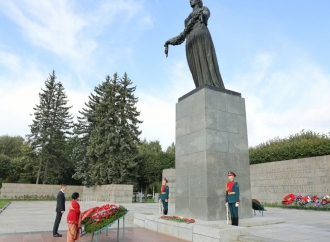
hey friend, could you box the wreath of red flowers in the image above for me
[160,215,195,223]
[311,195,318,202]
[81,204,120,225]
[282,193,295,205]
[299,196,311,205]
[321,195,330,205]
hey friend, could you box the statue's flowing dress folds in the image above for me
[185,7,224,88]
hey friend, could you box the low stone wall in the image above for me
[163,168,175,203]
[250,155,330,203]
[83,184,133,203]
[162,155,330,205]
[0,183,133,203]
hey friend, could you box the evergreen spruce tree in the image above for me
[27,71,73,184]
[73,73,142,185]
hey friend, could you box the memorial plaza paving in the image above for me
[0,201,330,241]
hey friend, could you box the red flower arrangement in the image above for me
[282,193,295,205]
[82,204,120,225]
[321,195,330,205]
[160,215,195,223]
[81,204,127,234]
[299,196,311,205]
[311,195,318,202]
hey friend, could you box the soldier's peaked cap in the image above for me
[163,177,168,182]
[228,171,236,177]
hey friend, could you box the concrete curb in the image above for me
[134,213,263,242]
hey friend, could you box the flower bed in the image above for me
[160,215,195,223]
[281,194,330,207]
[82,204,128,233]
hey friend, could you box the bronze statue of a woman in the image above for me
[164,0,225,89]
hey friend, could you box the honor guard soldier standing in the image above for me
[160,178,169,215]
[225,171,240,226]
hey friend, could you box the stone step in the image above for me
[238,235,283,242]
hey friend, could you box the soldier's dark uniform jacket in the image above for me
[225,181,240,203]
[160,183,169,215]
[226,171,240,226]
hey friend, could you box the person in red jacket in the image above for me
[67,192,81,242]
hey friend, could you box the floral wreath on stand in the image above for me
[282,193,295,205]
[295,195,303,202]
[313,198,321,207]
[311,195,318,202]
[299,196,311,205]
[252,198,266,211]
[321,195,330,205]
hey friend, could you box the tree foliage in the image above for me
[249,130,330,164]
[26,71,74,184]
[136,140,175,193]
[73,73,142,186]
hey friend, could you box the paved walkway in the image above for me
[1,201,330,241]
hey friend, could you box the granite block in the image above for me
[205,108,217,130]
[206,129,228,152]
[189,173,207,197]
[226,94,240,114]
[190,108,206,133]
[176,116,190,137]
[205,88,227,112]
[176,175,190,197]
[189,129,206,153]
[226,112,238,134]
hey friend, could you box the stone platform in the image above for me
[134,213,284,242]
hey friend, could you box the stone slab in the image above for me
[175,86,252,221]
[133,213,282,242]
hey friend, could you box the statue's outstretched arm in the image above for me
[164,33,186,57]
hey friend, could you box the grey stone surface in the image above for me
[175,86,252,221]
[5,201,330,241]
[250,155,330,203]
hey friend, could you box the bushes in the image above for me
[249,130,330,164]
[0,178,2,195]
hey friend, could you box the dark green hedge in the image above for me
[249,130,330,164]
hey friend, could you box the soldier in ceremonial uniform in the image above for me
[160,177,169,215]
[225,171,240,226]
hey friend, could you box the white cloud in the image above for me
[0,50,21,71]
[136,60,194,149]
[232,53,330,146]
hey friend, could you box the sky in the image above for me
[0,0,329,150]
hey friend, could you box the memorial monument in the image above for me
[165,0,252,221]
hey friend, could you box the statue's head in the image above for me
[190,0,203,8]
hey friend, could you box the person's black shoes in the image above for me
[53,233,62,237]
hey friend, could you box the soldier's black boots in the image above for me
[163,210,168,215]
[231,217,234,225]
[232,217,239,226]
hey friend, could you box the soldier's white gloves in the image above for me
[225,203,228,207]
[235,203,239,207]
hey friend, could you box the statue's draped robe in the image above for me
[185,7,224,88]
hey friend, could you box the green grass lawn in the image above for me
[0,199,10,209]
[264,202,330,211]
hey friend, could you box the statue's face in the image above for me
[190,0,200,7]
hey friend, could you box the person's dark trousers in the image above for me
[228,203,238,226]
[53,212,62,235]
[161,199,168,215]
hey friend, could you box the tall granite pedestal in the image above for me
[175,84,252,221]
